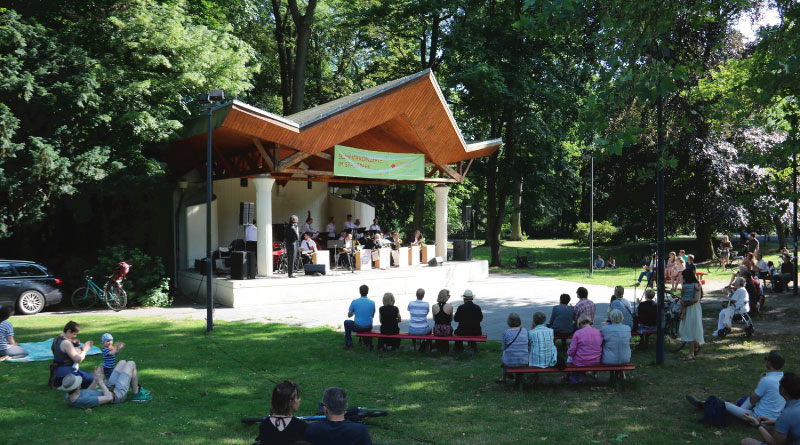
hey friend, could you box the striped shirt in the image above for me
[0,321,13,351]
[574,298,596,325]
[528,325,557,368]
[407,300,430,331]
[102,347,116,369]
[502,328,529,367]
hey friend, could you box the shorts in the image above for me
[108,370,132,403]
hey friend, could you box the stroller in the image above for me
[717,299,754,339]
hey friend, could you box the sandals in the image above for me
[683,355,695,362]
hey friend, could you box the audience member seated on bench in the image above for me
[377,293,401,351]
[601,309,631,366]
[687,351,786,427]
[529,312,557,368]
[431,289,453,353]
[344,285,375,351]
[608,286,634,330]
[304,387,372,445]
[779,254,795,291]
[453,290,483,354]
[573,287,596,328]
[566,315,602,384]
[498,313,528,384]
[407,288,431,352]
[635,289,658,332]
[740,372,800,445]
[257,380,307,445]
[548,294,575,337]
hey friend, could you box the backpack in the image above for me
[700,395,727,428]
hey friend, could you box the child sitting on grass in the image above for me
[101,333,125,380]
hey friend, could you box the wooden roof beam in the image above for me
[251,138,274,172]
[213,146,237,176]
[434,162,462,182]
[462,159,475,178]
[277,150,313,171]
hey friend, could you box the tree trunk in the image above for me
[270,0,292,114]
[413,183,425,232]
[510,177,523,240]
[287,0,318,114]
[774,213,787,252]
[694,220,714,262]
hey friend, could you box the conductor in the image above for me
[285,215,300,278]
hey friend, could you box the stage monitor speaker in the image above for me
[195,259,216,275]
[463,205,472,224]
[231,251,256,280]
[452,239,472,261]
[428,256,444,267]
[239,202,255,226]
[304,264,326,275]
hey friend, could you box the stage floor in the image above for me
[178,260,489,307]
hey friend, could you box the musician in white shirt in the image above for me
[325,217,337,237]
[300,232,317,264]
[368,219,381,232]
[244,220,257,242]
[343,214,356,230]
[300,217,318,238]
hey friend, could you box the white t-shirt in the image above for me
[731,287,750,313]
[325,222,336,236]
[753,371,787,419]
[756,259,769,273]
[244,224,257,242]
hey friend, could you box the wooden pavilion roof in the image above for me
[165,69,502,185]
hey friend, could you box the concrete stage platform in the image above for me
[178,260,489,307]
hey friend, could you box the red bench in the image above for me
[355,331,487,352]
[501,363,636,389]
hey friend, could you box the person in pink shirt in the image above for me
[566,314,603,384]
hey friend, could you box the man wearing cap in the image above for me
[59,361,151,408]
[686,351,786,423]
[453,290,483,355]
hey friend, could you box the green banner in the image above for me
[334,145,425,180]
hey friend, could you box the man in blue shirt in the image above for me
[344,285,375,350]
[304,387,372,445]
[741,372,800,445]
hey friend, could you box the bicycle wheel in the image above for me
[105,285,128,311]
[71,286,97,310]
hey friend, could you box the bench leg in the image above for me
[514,373,524,391]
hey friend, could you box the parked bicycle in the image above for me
[71,270,128,311]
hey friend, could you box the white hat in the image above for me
[58,374,83,392]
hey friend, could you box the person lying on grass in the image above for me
[740,372,800,445]
[59,361,151,408]
[686,351,786,425]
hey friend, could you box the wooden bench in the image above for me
[355,331,487,352]
[502,363,636,389]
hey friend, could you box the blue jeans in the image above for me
[344,320,372,347]
[638,270,653,285]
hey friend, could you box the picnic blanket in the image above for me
[3,340,102,363]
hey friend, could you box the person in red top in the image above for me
[573,287,595,328]
[112,262,130,291]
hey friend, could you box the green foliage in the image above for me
[91,244,171,307]
[573,221,620,246]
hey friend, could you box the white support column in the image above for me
[253,175,276,277]
[434,184,450,260]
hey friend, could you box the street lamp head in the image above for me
[196,90,225,105]
[197,93,211,104]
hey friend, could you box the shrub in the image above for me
[573,221,620,246]
[91,245,172,307]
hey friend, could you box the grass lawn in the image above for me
[1,311,796,444]
[471,238,787,290]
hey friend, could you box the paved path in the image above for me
[43,274,622,341]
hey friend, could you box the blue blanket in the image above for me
[4,339,102,363]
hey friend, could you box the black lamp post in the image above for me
[197,89,225,332]
[652,43,670,365]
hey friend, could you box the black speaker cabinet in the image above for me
[239,202,255,226]
[452,239,472,261]
[231,251,257,280]
[463,205,472,224]
[428,257,444,267]
[303,264,326,275]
